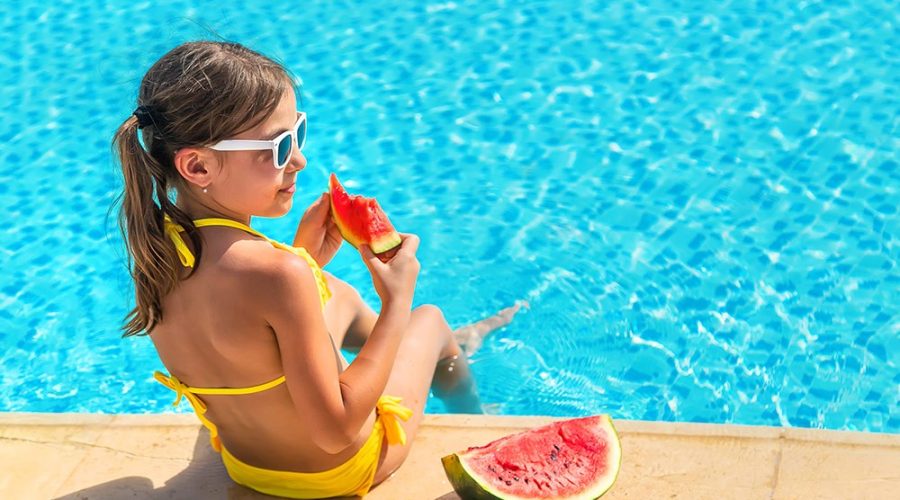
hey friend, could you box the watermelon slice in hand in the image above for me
[441,415,621,499]
[329,173,402,262]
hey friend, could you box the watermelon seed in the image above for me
[550,449,558,461]
[513,475,519,482]
[505,480,512,486]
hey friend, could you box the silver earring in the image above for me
[202,187,208,193]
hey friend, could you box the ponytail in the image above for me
[113,114,201,337]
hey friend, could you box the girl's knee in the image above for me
[410,304,457,352]
[414,305,464,360]
[413,304,447,325]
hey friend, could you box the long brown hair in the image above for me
[113,41,294,337]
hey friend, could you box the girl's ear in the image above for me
[173,147,216,189]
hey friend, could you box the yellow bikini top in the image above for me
[153,215,339,451]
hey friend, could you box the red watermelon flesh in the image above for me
[329,173,401,261]
[441,415,621,499]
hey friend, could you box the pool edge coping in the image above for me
[2,411,897,446]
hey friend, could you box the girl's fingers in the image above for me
[319,192,329,206]
[359,244,383,268]
[307,193,331,222]
[397,233,420,255]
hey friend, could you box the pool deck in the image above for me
[1,412,898,499]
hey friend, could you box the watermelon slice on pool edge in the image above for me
[441,415,621,499]
[329,173,402,262]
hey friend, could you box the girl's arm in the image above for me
[257,251,409,453]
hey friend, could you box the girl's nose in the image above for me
[287,149,306,172]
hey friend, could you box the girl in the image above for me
[114,41,521,498]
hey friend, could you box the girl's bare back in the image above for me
[149,229,375,472]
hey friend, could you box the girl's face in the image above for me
[208,88,306,218]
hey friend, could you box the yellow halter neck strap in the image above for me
[162,215,332,307]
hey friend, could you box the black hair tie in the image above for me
[133,105,165,130]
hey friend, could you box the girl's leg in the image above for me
[452,301,528,356]
[421,310,482,414]
[322,273,480,411]
[322,274,530,483]
[329,269,528,358]
[371,304,477,486]
[321,272,378,352]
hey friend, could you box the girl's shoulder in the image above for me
[215,236,321,298]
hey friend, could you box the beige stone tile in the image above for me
[783,426,900,446]
[0,416,111,500]
[773,438,900,500]
[52,424,231,498]
[0,423,108,446]
[107,413,200,427]
[608,433,779,500]
[0,439,93,499]
[617,419,784,439]
[0,412,114,427]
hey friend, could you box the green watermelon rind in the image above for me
[441,415,622,500]
[441,453,504,500]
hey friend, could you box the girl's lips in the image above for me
[279,183,296,194]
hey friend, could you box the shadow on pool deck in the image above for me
[52,429,235,499]
[55,433,221,500]
[1,412,898,499]
[46,424,266,500]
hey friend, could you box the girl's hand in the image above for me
[359,233,420,307]
[293,193,343,267]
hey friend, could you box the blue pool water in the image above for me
[0,1,897,433]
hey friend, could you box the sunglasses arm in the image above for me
[208,140,274,151]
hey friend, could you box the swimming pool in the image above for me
[1,0,896,433]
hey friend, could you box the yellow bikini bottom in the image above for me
[220,395,413,499]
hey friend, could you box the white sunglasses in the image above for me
[208,112,306,169]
